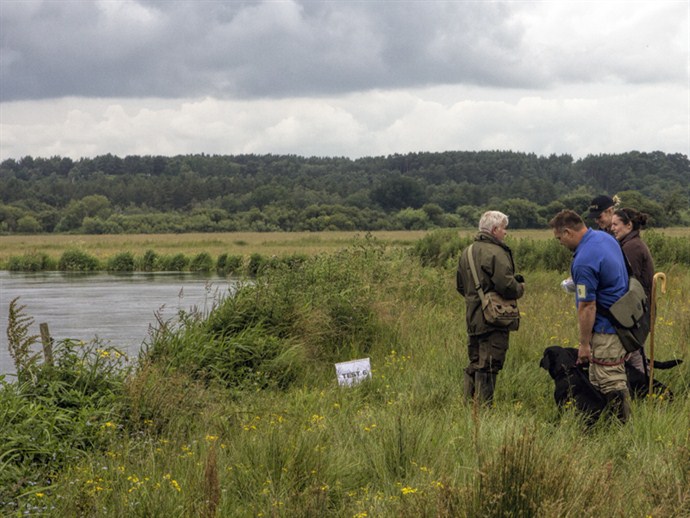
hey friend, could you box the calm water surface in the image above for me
[0,271,237,376]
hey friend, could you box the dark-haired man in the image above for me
[549,209,631,423]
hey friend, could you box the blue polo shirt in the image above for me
[571,228,628,334]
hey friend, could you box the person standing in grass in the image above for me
[456,210,525,406]
[560,195,619,292]
[587,194,619,234]
[549,209,632,423]
[611,207,655,379]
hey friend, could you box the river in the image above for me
[0,271,237,377]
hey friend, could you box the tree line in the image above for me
[1,150,688,233]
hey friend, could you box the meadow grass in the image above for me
[0,231,432,265]
[0,228,685,260]
[2,237,689,517]
[3,228,689,271]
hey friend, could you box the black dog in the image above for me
[540,346,606,425]
[540,346,682,425]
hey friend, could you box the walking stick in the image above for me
[648,272,666,396]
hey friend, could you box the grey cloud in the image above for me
[1,0,538,101]
[1,1,685,103]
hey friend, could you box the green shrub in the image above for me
[16,215,42,233]
[58,248,100,271]
[6,252,54,271]
[142,244,385,394]
[146,322,302,391]
[158,253,189,272]
[226,254,245,275]
[207,249,382,361]
[217,253,244,275]
[247,253,268,277]
[412,233,579,272]
[190,252,213,272]
[1,304,129,508]
[107,251,135,272]
[645,230,690,267]
[216,253,228,272]
[412,229,469,267]
[511,238,571,271]
[138,249,158,272]
[280,253,309,270]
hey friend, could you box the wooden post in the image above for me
[39,323,53,367]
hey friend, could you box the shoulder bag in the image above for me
[466,244,520,330]
[597,276,649,353]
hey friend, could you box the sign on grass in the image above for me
[335,358,371,387]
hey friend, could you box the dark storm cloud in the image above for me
[1,0,538,102]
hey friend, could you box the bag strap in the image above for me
[596,301,618,325]
[466,244,488,306]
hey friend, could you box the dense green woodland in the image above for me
[1,150,688,233]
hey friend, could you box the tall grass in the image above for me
[1,303,130,512]
[2,236,689,516]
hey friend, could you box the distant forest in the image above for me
[1,150,688,233]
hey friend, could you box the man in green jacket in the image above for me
[456,211,525,405]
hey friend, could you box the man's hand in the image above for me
[577,342,591,365]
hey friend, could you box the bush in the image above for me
[216,253,244,275]
[145,323,302,391]
[511,238,571,271]
[6,252,54,271]
[158,253,189,272]
[190,252,213,272]
[16,215,42,233]
[216,253,228,272]
[139,249,158,272]
[1,300,129,508]
[247,253,268,277]
[411,233,577,272]
[204,248,383,362]
[280,253,309,270]
[107,251,135,272]
[412,230,469,267]
[58,248,100,271]
[644,230,690,267]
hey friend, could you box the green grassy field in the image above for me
[2,227,689,265]
[0,230,429,264]
[2,233,689,516]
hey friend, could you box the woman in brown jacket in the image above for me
[610,207,654,377]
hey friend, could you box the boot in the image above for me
[464,371,475,402]
[474,371,497,406]
[605,390,631,424]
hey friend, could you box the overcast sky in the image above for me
[1,0,688,161]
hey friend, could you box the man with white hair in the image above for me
[456,211,525,405]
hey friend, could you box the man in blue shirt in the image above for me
[549,209,631,423]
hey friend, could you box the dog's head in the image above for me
[540,346,579,379]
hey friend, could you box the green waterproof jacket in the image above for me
[456,231,525,336]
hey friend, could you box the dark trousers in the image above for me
[464,329,509,404]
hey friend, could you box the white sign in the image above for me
[335,358,371,387]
